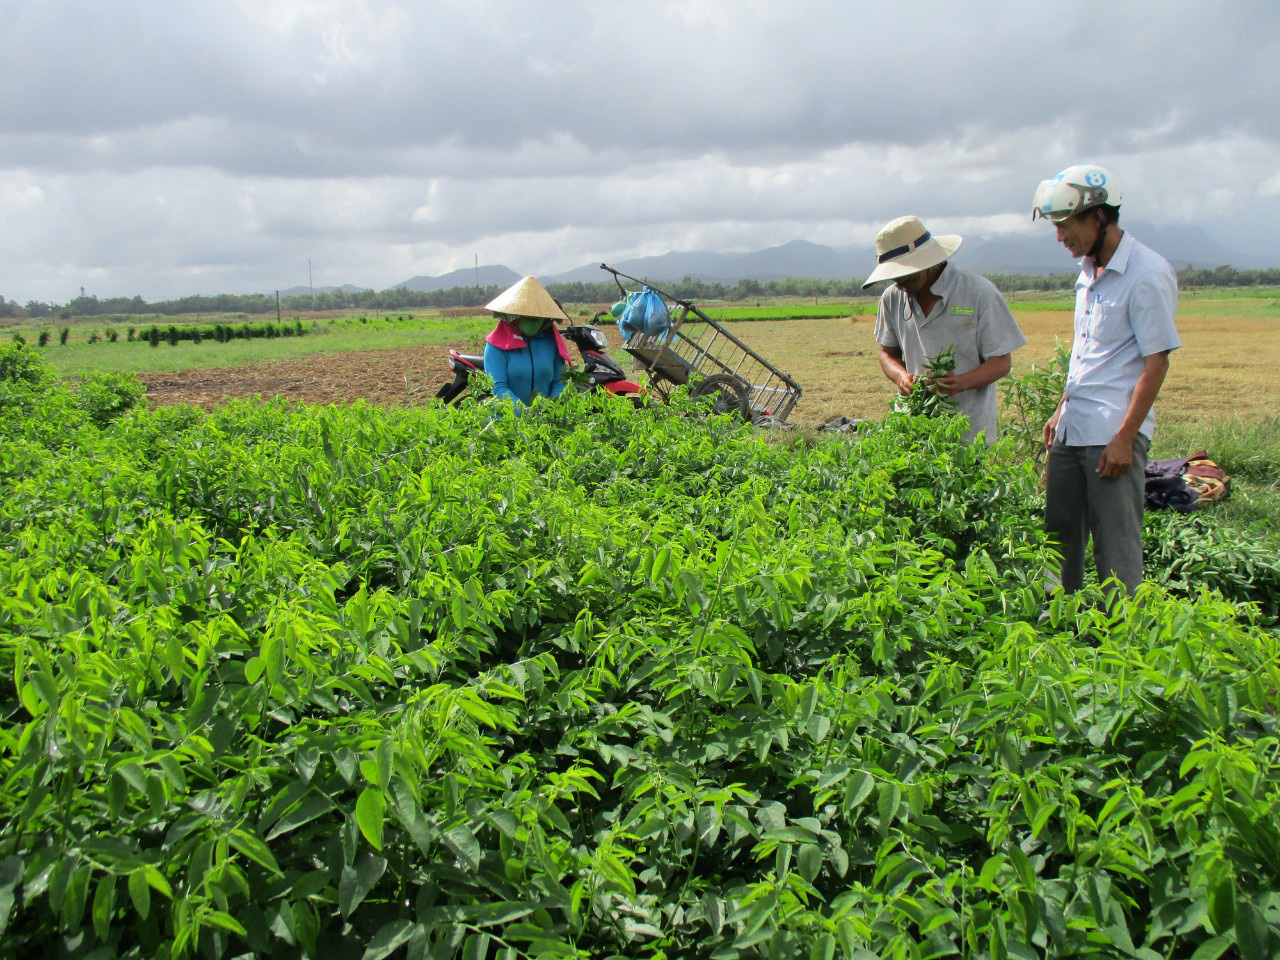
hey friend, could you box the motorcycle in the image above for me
[434,318,644,405]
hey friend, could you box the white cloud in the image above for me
[1258,174,1280,198]
[0,179,44,209]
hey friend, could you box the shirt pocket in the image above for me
[1086,297,1125,346]
[947,307,978,344]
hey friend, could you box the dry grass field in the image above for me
[720,297,1280,538]
[717,296,1280,429]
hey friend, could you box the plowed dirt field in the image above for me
[141,343,473,410]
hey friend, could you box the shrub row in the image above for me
[12,321,311,349]
[0,350,1277,958]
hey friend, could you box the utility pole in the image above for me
[474,254,479,288]
[308,259,314,302]
[276,290,281,324]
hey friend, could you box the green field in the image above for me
[702,303,876,321]
[11,290,1278,392]
[3,345,1279,956]
[9,314,495,378]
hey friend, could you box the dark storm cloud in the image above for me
[5,1,1277,171]
[1,0,1278,300]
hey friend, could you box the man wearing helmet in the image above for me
[1032,164,1181,596]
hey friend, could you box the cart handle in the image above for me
[600,263,740,334]
[599,263,802,395]
[599,263,693,310]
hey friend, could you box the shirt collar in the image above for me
[929,260,958,299]
[901,264,952,325]
[898,262,956,322]
[909,262,955,324]
[1107,231,1134,274]
[1083,230,1133,280]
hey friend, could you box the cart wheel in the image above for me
[690,374,752,422]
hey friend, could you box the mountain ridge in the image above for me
[295,222,1265,294]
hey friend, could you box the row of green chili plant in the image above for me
[1,343,1278,958]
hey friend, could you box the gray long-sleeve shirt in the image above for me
[874,263,1028,443]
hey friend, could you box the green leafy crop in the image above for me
[897,344,959,419]
[0,376,1277,959]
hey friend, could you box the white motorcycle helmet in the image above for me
[1031,164,1123,222]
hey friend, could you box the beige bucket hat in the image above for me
[485,276,569,321]
[862,216,963,288]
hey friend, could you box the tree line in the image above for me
[3,265,1278,319]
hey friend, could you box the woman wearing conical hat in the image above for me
[482,276,574,413]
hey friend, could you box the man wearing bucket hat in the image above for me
[865,215,1027,444]
[1031,164,1180,596]
[482,276,574,413]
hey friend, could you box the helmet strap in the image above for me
[1087,209,1109,264]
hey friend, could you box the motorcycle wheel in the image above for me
[690,374,752,422]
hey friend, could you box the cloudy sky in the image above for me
[3,0,1279,303]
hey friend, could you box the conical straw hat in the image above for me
[485,276,568,321]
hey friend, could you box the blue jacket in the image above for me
[484,331,566,411]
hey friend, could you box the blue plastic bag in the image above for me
[618,287,670,342]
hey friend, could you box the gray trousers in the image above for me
[1044,436,1149,595]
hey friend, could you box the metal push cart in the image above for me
[600,264,803,424]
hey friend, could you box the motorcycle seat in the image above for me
[449,351,486,369]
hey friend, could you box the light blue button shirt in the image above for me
[1058,234,1181,446]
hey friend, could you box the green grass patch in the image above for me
[1155,414,1280,544]
[1156,414,1280,486]
[25,315,494,377]
[703,303,875,321]
[1005,298,1075,311]
[1178,284,1280,300]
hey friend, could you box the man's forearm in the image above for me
[957,355,1011,391]
[878,347,911,392]
[1114,352,1170,441]
[929,354,1010,396]
[877,354,903,383]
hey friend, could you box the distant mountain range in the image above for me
[296,221,1263,295]
[542,241,859,285]
[391,265,523,292]
[277,283,370,297]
